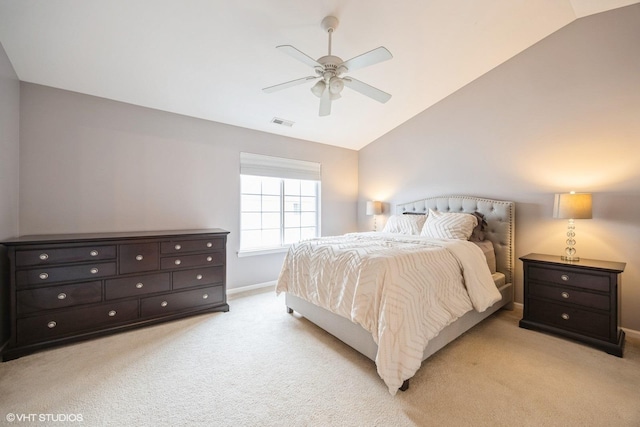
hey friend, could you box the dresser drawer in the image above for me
[17,281,102,314]
[161,238,224,254]
[16,262,116,287]
[528,282,610,311]
[160,253,223,270]
[15,245,116,267]
[140,285,224,318]
[105,272,171,300]
[172,266,224,290]
[527,299,610,340]
[528,265,610,292]
[119,243,159,274]
[16,300,139,345]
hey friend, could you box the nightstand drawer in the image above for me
[528,265,609,292]
[527,299,610,340]
[528,282,610,310]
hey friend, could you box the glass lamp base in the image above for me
[561,255,580,261]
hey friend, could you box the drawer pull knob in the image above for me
[90,250,99,257]
[561,274,569,281]
[561,313,570,320]
[561,292,570,299]
[39,272,49,280]
[39,253,49,260]
[207,242,213,248]
[206,256,213,262]
[196,274,203,280]
[47,321,57,329]
[57,293,67,300]
[175,244,181,250]
[175,259,181,265]
[90,268,99,274]
[203,293,209,299]
[161,301,168,307]
[108,310,116,317]
[135,255,144,261]
[136,282,144,289]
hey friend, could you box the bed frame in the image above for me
[285,195,515,391]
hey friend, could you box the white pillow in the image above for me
[382,214,426,235]
[420,209,478,240]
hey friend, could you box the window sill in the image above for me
[237,247,289,258]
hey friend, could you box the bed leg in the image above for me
[399,379,410,392]
[286,306,293,314]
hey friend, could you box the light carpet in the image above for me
[1,287,639,426]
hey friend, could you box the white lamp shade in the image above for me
[553,193,592,219]
[366,201,382,215]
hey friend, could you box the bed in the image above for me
[276,195,515,394]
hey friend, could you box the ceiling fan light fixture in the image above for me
[311,80,326,98]
[329,77,344,94]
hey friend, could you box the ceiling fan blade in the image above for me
[277,45,322,68]
[343,77,391,103]
[319,87,331,116]
[262,76,318,93]
[341,46,392,72]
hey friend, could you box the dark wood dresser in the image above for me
[519,253,626,356]
[0,229,229,360]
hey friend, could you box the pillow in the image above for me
[473,240,497,274]
[420,209,478,240]
[382,214,426,235]
[469,211,488,242]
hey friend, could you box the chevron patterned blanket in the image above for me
[276,232,501,394]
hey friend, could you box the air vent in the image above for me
[271,117,294,127]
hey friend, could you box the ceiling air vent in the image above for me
[271,117,294,127]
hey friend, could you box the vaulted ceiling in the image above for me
[0,0,637,150]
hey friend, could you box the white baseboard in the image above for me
[623,327,640,340]
[227,280,276,295]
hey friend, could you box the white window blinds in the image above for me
[240,152,321,181]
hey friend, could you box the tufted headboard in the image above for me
[396,196,515,285]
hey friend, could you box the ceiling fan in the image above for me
[263,16,393,117]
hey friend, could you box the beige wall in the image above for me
[0,41,19,240]
[18,83,358,290]
[358,5,640,331]
[0,41,19,346]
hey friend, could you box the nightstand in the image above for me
[519,253,626,357]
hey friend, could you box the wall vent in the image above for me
[271,117,294,127]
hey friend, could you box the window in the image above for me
[240,153,321,252]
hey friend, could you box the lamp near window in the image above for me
[553,192,592,261]
[366,201,383,231]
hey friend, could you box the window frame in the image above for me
[237,153,322,256]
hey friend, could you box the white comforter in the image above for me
[275,232,501,395]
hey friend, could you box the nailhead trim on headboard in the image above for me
[396,196,515,285]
